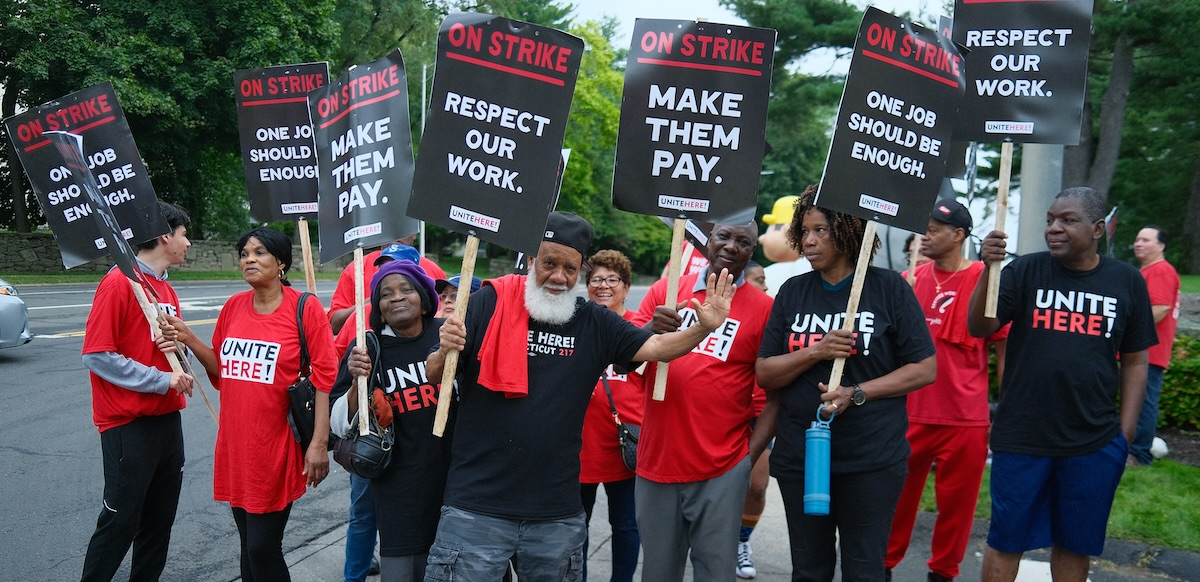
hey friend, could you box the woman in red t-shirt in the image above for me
[579,249,643,582]
[164,227,337,580]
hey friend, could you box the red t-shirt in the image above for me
[1142,260,1180,369]
[905,261,1008,426]
[328,251,446,318]
[579,310,645,484]
[83,268,187,432]
[211,287,338,513]
[632,272,773,482]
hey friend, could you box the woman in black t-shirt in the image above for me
[756,186,936,582]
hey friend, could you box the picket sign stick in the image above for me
[298,218,318,294]
[354,247,369,435]
[905,235,919,286]
[128,277,219,425]
[827,220,878,394]
[984,141,1014,318]
[433,235,479,436]
[652,218,688,401]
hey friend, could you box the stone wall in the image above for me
[0,231,351,274]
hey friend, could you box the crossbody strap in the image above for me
[296,292,314,379]
[600,375,623,426]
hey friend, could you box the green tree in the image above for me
[469,0,575,29]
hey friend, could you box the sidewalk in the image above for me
[277,477,1198,581]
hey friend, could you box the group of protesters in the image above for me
[79,182,1180,582]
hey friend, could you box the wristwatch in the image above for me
[850,384,866,406]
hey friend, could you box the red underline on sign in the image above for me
[318,90,402,129]
[862,50,960,89]
[636,57,763,77]
[241,96,309,106]
[445,51,566,86]
[22,115,117,152]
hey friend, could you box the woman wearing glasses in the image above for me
[578,250,643,581]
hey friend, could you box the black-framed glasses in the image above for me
[588,276,623,287]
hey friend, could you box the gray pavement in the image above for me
[273,476,1198,582]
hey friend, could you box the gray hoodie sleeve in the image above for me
[82,351,171,395]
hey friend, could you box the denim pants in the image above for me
[425,505,586,582]
[1130,365,1165,465]
[345,474,378,582]
[581,478,640,582]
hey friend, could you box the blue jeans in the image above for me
[1130,365,1165,465]
[581,479,640,582]
[345,474,378,582]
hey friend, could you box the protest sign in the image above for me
[815,8,967,234]
[235,62,329,222]
[3,83,166,268]
[408,13,584,258]
[613,19,775,225]
[952,0,1093,144]
[309,49,419,263]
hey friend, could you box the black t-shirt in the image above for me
[992,253,1157,456]
[330,321,452,557]
[759,268,935,477]
[444,285,654,520]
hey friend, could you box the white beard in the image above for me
[525,274,581,325]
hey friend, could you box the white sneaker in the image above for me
[737,540,756,578]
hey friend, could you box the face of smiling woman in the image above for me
[238,237,286,289]
[587,266,629,313]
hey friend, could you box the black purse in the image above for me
[602,376,640,472]
[287,292,317,452]
[332,331,394,479]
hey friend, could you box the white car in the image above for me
[0,278,32,349]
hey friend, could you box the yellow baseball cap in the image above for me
[763,196,800,225]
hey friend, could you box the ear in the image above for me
[1092,219,1105,240]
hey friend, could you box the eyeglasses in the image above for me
[588,276,623,287]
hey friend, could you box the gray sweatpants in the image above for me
[635,455,753,582]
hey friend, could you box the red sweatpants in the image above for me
[885,423,988,579]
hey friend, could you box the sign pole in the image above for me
[297,218,318,294]
[433,235,479,436]
[652,218,688,401]
[826,220,878,394]
[353,247,369,435]
[984,141,1013,318]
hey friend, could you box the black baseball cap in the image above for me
[931,199,972,231]
[543,211,594,268]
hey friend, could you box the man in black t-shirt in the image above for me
[423,212,737,582]
[968,187,1156,582]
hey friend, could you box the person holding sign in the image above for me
[162,227,338,581]
[329,259,450,582]
[967,188,1156,582]
[328,240,445,335]
[886,199,1008,582]
[81,202,193,582]
[424,212,735,582]
[632,221,773,582]
[756,186,936,582]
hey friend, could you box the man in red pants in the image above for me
[886,199,1007,582]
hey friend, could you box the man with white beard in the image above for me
[424,212,736,582]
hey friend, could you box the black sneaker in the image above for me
[927,572,953,582]
[885,568,892,582]
[368,555,380,576]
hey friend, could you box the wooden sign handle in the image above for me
[434,235,480,436]
[984,141,1013,318]
[353,248,370,435]
[652,219,687,401]
[827,221,878,393]
[298,217,318,294]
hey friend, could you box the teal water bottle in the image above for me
[804,405,834,515]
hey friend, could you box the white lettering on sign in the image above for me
[448,205,501,232]
[220,337,281,384]
[281,202,319,215]
[657,194,710,212]
[985,121,1035,135]
[343,222,383,244]
[858,194,900,217]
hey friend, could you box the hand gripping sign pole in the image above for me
[652,219,688,401]
[824,221,878,399]
[353,246,370,435]
[983,141,1013,318]
[433,236,480,436]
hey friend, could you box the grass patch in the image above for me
[916,459,1200,551]
[3,270,340,285]
[1181,275,1200,295]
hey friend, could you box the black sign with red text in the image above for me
[408,13,584,258]
[309,50,418,263]
[612,19,775,225]
[816,8,967,233]
[952,0,1093,144]
[2,83,166,268]
[235,62,329,222]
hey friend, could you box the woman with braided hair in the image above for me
[756,185,937,582]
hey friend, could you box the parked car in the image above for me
[0,278,32,349]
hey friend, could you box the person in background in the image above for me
[81,201,193,582]
[330,259,450,582]
[634,221,774,582]
[736,258,770,579]
[743,261,767,295]
[759,195,812,298]
[329,240,446,335]
[968,187,1156,582]
[756,185,937,582]
[436,273,483,319]
[162,226,337,581]
[1129,226,1180,466]
[579,250,643,582]
[886,199,1008,582]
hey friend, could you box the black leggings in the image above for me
[232,504,293,582]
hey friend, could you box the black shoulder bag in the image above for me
[287,292,317,452]
[602,376,640,472]
[332,330,394,479]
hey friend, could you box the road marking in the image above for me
[28,294,235,311]
[33,318,221,339]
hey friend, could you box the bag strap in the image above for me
[296,292,314,379]
[600,375,623,426]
